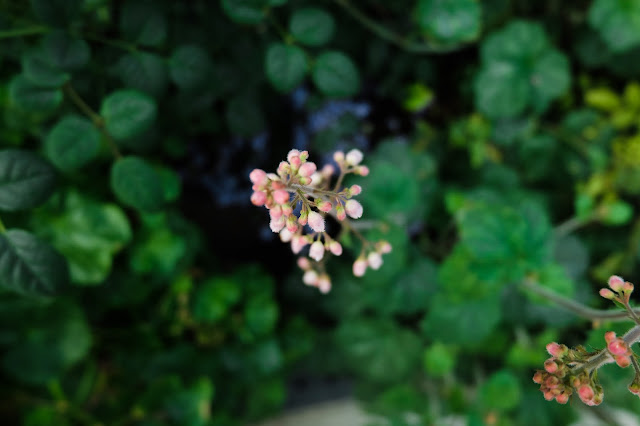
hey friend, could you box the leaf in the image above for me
[265,43,307,93]
[0,229,68,297]
[589,0,640,53]
[423,342,456,377]
[289,8,335,46]
[244,294,279,337]
[192,278,241,323]
[478,370,522,411]
[225,94,265,137]
[474,20,570,118]
[335,319,422,383]
[165,378,214,426]
[30,0,82,27]
[169,45,214,91]
[115,52,168,97]
[120,0,167,47]
[415,0,482,44]
[130,226,186,275]
[9,74,62,112]
[524,263,575,305]
[387,257,438,315]
[0,149,56,211]
[100,90,157,141]
[599,199,634,225]
[22,49,70,88]
[110,156,164,212]
[41,31,91,71]
[45,115,101,171]
[312,51,360,98]
[421,294,501,348]
[220,0,268,24]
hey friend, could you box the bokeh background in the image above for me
[2,0,640,425]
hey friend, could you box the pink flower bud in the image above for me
[298,176,312,185]
[349,184,362,196]
[608,338,630,356]
[544,358,559,374]
[303,270,319,286]
[317,274,331,293]
[310,172,322,186]
[270,215,285,233]
[616,355,631,368]
[298,162,317,177]
[604,331,616,344]
[345,149,363,166]
[300,150,309,161]
[281,204,293,217]
[609,275,625,292]
[277,161,290,176]
[322,164,335,176]
[367,252,383,270]
[333,151,345,163]
[345,199,363,219]
[336,204,346,221]
[251,191,267,206]
[546,342,568,358]
[308,211,325,233]
[291,236,308,254]
[286,216,299,233]
[532,371,544,384]
[357,165,370,176]
[269,205,283,220]
[298,209,308,226]
[287,149,300,163]
[599,288,615,300]
[377,241,392,254]
[624,281,634,293]
[309,241,325,261]
[297,257,311,270]
[273,189,289,205]
[317,200,332,212]
[353,258,367,277]
[329,241,343,256]
[250,169,268,185]
[279,228,293,242]
[578,385,594,403]
[555,393,569,404]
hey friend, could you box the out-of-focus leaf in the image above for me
[289,8,335,46]
[0,149,56,211]
[312,51,360,97]
[415,0,482,44]
[45,115,100,171]
[100,90,157,141]
[110,156,164,212]
[265,43,307,93]
[589,0,640,53]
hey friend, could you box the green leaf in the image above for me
[30,0,81,27]
[0,149,56,211]
[34,191,132,285]
[169,45,214,91]
[24,407,72,426]
[421,294,501,348]
[221,0,267,24]
[265,43,307,93]
[115,52,168,97]
[359,162,420,221]
[312,51,360,98]
[525,263,575,305]
[387,257,438,315]
[9,74,62,112]
[244,294,279,337]
[45,115,100,171]
[166,378,214,426]
[225,94,265,137]
[289,8,335,46]
[42,31,90,71]
[474,21,570,118]
[589,0,640,53]
[100,90,157,141]
[22,49,70,88]
[110,156,164,211]
[423,342,456,377]
[335,319,422,382]
[0,229,68,297]
[120,0,167,47]
[478,370,522,411]
[415,0,482,44]
[192,278,240,323]
[599,200,634,225]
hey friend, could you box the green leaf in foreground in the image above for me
[9,74,62,113]
[0,229,68,297]
[289,8,335,46]
[45,115,100,171]
[312,51,360,98]
[0,149,56,211]
[265,43,307,93]
[110,156,164,211]
[100,89,157,141]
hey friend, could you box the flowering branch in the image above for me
[533,275,640,406]
[250,149,391,293]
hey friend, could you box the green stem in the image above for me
[82,32,137,53]
[0,25,48,39]
[62,82,122,159]
[554,215,591,237]
[521,279,640,321]
[332,0,469,54]
[0,216,6,233]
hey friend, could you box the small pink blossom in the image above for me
[286,216,299,233]
[353,258,367,277]
[250,169,268,185]
[333,151,345,163]
[317,275,331,293]
[345,199,363,219]
[251,191,267,206]
[298,162,317,177]
[336,204,346,221]
[273,189,289,205]
[308,211,325,233]
[291,236,308,253]
[608,275,625,292]
[297,257,311,270]
[317,200,333,212]
[269,205,283,220]
[309,241,325,261]
[270,216,285,233]
[345,149,364,166]
[357,165,370,176]
[303,270,319,286]
[599,288,615,299]
[279,228,293,242]
[367,252,383,270]
[349,184,362,196]
[329,241,343,256]
[377,241,392,254]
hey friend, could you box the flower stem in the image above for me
[0,25,48,39]
[0,216,6,233]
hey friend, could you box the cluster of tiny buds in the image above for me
[534,275,640,406]
[250,149,391,292]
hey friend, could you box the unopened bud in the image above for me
[329,241,343,256]
[298,162,317,177]
[345,149,363,166]
[349,184,362,196]
[353,258,367,277]
[309,241,325,261]
[357,165,370,176]
[599,288,615,300]
[308,211,325,233]
[345,199,363,219]
[608,275,625,292]
[367,252,383,270]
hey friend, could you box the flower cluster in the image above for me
[250,149,391,293]
[533,275,640,406]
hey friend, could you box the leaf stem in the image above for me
[521,279,640,321]
[554,215,590,237]
[0,25,48,39]
[0,216,5,233]
[332,0,470,54]
[62,82,122,159]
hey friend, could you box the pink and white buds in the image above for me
[250,169,268,185]
[317,274,331,293]
[251,191,267,206]
[333,151,345,163]
[329,241,343,256]
[357,165,370,176]
[303,270,319,286]
[309,241,325,261]
[367,252,383,270]
[345,199,363,219]
[608,275,625,292]
[279,228,293,242]
[297,256,311,270]
[317,200,333,212]
[308,211,325,233]
[291,235,308,254]
[349,184,362,196]
[298,162,317,178]
[270,216,285,233]
[345,149,363,166]
[353,258,367,277]
[273,189,289,205]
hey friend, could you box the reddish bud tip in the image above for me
[608,275,625,292]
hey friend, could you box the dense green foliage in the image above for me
[2,0,640,424]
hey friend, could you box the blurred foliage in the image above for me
[2,0,640,425]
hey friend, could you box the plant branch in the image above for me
[554,215,591,237]
[0,216,5,234]
[332,0,470,54]
[521,279,640,321]
[0,25,48,39]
